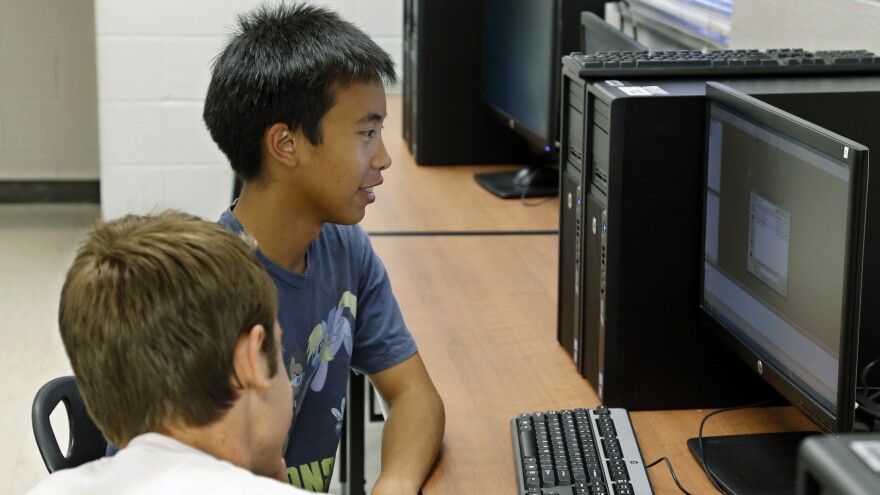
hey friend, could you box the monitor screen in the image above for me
[701,82,867,434]
[481,0,558,153]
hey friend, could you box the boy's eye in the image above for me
[362,130,376,138]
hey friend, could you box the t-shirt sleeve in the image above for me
[348,226,418,375]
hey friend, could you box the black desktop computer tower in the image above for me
[557,70,880,410]
[402,0,605,165]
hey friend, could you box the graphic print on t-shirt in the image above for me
[307,303,354,392]
[285,291,356,491]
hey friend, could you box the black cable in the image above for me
[855,358,880,428]
[646,456,695,495]
[855,391,880,421]
[519,165,557,207]
[859,358,880,400]
[521,194,556,207]
[696,398,778,494]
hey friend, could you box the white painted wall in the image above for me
[95,0,403,220]
[0,0,98,181]
[731,0,880,53]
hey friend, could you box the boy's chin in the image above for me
[332,210,367,225]
[253,453,287,482]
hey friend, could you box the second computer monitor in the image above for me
[698,81,869,493]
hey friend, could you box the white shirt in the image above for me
[27,433,308,494]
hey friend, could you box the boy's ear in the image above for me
[232,324,272,393]
[265,123,297,168]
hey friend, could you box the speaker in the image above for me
[798,434,880,495]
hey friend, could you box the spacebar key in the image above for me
[635,59,712,68]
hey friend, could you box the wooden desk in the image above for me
[360,96,559,234]
[373,235,820,495]
[372,234,598,493]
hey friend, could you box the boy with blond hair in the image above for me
[29,211,308,494]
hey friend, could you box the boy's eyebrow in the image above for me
[355,112,386,124]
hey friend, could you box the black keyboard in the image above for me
[512,407,653,495]
[564,48,880,79]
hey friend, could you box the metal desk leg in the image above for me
[339,414,347,484]
[342,370,365,495]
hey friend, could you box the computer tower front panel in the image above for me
[557,71,587,366]
[558,167,583,365]
[582,192,606,396]
[402,0,415,147]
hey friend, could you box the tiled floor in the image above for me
[0,204,380,495]
[0,205,98,495]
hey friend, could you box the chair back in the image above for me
[32,376,107,472]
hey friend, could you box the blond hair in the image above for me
[59,211,278,445]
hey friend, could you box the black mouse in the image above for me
[512,167,557,187]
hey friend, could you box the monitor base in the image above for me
[474,167,559,199]
[687,431,818,495]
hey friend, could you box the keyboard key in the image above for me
[557,468,572,486]
[613,482,635,495]
[541,468,556,487]
[611,466,630,482]
[525,475,540,489]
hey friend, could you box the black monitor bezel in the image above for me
[580,11,648,53]
[480,0,562,154]
[699,81,868,434]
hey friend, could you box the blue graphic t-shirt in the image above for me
[218,210,418,492]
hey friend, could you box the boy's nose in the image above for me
[373,139,392,170]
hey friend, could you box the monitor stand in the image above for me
[687,431,819,495]
[474,165,559,199]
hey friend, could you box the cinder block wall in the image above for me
[95,0,402,220]
[0,0,401,213]
[731,0,880,53]
[0,0,98,182]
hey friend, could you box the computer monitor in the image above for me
[694,81,869,494]
[580,11,647,54]
[476,0,595,199]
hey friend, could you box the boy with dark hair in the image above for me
[29,211,308,494]
[203,3,444,493]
